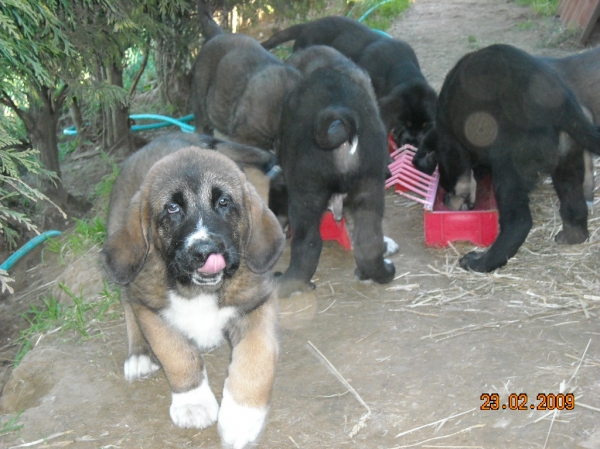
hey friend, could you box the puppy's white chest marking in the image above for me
[163,292,238,349]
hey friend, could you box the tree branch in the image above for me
[0,90,27,123]
[129,40,151,98]
[55,83,69,112]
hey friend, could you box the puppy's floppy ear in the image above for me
[101,191,151,285]
[412,128,438,175]
[378,87,406,131]
[243,181,285,274]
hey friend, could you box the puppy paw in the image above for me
[459,251,494,272]
[355,259,395,284]
[124,354,160,381]
[555,228,588,245]
[277,277,316,298]
[170,380,219,429]
[218,388,267,449]
[383,236,399,257]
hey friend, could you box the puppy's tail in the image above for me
[262,23,305,50]
[197,135,277,174]
[197,0,223,41]
[314,106,359,150]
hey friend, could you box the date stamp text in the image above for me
[480,393,574,411]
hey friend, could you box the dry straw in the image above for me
[389,173,600,318]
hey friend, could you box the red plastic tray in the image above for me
[387,138,499,248]
[424,176,498,248]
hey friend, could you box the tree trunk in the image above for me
[154,45,173,107]
[154,42,193,114]
[102,61,134,154]
[69,96,86,137]
[23,86,68,206]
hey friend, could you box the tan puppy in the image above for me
[101,140,285,449]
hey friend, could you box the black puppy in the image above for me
[192,5,300,150]
[262,16,437,146]
[268,45,385,232]
[413,44,600,273]
[267,46,353,233]
[541,47,600,202]
[542,47,600,125]
[274,47,395,298]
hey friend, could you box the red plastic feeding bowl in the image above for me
[386,140,499,248]
[424,176,498,247]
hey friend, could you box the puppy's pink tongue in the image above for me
[198,253,226,274]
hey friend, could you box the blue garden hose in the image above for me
[346,0,394,38]
[63,114,195,136]
[357,0,396,25]
[0,230,62,272]
[129,114,195,133]
[61,112,281,179]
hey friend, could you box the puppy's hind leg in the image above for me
[583,150,595,205]
[277,192,329,298]
[347,180,395,284]
[268,171,290,236]
[552,149,589,244]
[559,133,595,205]
[122,298,160,381]
[219,299,278,449]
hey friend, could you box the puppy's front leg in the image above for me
[133,304,219,429]
[122,298,160,381]
[460,172,532,272]
[219,300,278,449]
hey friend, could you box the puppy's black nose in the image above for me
[188,241,222,265]
[403,134,419,146]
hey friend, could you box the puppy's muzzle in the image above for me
[443,192,474,211]
[175,239,238,286]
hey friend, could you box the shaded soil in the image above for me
[2,1,600,448]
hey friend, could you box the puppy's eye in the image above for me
[167,203,180,214]
[218,197,230,208]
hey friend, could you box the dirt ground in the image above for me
[2,0,600,448]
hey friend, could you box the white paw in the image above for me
[170,378,219,429]
[218,388,268,449]
[124,354,160,381]
[383,236,399,257]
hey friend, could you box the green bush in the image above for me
[14,282,121,366]
[513,0,560,17]
[348,0,411,30]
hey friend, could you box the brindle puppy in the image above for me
[192,7,300,150]
[102,138,284,449]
